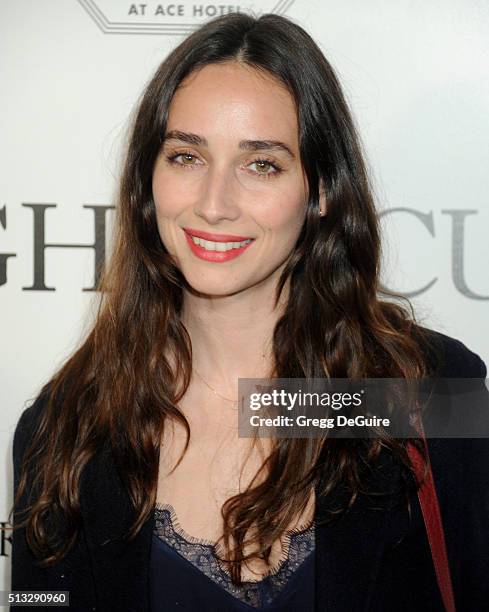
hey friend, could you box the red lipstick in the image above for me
[183,228,254,242]
[182,227,255,263]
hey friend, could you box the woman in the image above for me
[10,11,489,612]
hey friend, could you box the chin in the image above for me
[181,274,244,298]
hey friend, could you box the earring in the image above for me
[319,210,325,217]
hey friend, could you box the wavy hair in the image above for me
[11,11,437,583]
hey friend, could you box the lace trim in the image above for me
[153,502,315,608]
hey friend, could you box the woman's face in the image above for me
[152,61,319,298]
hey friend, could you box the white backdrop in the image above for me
[1,0,488,588]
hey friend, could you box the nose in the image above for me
[193,163,240,224]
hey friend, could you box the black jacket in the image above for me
[11,327,489,611]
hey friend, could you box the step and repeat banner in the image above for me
[1,0,488,588]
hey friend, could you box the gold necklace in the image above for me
[192,337,274,410]
[192,366,239,408]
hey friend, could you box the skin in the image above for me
[152,60,326,393]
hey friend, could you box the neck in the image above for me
[180,279,289,395]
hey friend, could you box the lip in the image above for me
[183,229,254,263]
[183,227,254,242]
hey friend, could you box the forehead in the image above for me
[166,62,299,146]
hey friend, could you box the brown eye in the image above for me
[179,153,197,165]
[249,158,283,179]
[165,151,201,169]
[255,160,272,173]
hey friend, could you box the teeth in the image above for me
[191,236,252,251]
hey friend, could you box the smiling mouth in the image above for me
[183,228,255,252]
[182,228,255,261]
[187,234,253,252]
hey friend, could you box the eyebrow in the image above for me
[162,130,295,159]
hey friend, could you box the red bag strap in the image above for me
[407,417,456,612]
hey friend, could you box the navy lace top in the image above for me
[150,503,315,611]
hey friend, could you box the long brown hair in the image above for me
[11,11,437,583]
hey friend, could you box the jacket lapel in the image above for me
[314,446,405,611]
[80,438,155,611]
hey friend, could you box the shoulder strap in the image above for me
[406,419,456,612]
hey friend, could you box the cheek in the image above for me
[152,174,183,219]
[257,186,307,242]
[151,176,184,254]
[152,176,192,250]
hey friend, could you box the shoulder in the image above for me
[411,324,487,378]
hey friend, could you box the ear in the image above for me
[319,179,327,217]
